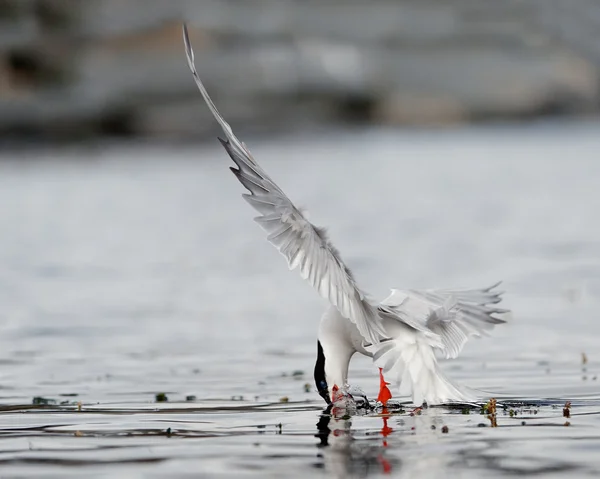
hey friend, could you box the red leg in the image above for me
[377,368,392,405]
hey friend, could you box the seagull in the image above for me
[182,25,509,407]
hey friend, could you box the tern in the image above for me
[182,25,509,406]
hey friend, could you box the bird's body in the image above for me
[318,282,506,405]
[182,25,509,406]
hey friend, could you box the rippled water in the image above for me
[1,121,600,477]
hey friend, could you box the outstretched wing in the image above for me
[182,24,386,345]
[380,282,508,358]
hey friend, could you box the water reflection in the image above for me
[315,405,333,448]
[313,399,600,477]
[315,406,397,477]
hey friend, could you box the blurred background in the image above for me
[2,0,600,142]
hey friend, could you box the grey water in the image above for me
[0,121,600,477]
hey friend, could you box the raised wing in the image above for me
[380,282,508,359]
[182,24,386,345]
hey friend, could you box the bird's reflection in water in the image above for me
[315,405,398,477]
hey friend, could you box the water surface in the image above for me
[0,122,599,477]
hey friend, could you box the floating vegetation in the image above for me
[155,393,168,402]
[409,407,422,416]
[32,396,56,405]
[483,398,498,427]
[443,402,479,413]
[481,398,496,415]
[563,401,571,418]
[292,370,304,378]
[374,401,404,414]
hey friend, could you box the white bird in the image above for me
[182,25,509,406]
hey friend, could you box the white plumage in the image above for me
[370,284,507,404]
[182,25,509,406]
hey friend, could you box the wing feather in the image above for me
[380,283,508,359]
[182,24,386,344]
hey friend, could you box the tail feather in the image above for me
[369,334,475,405]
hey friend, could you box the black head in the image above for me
[314,341,331,404]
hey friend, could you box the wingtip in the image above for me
[485,280,503,292]
[182,23,190,50]
[182,22,196,73]
[181,25,250,161]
